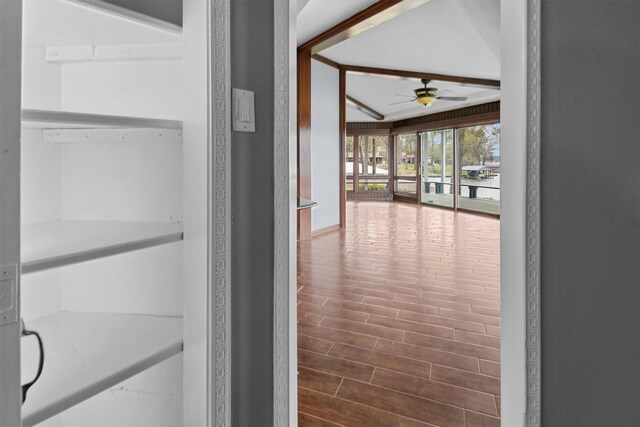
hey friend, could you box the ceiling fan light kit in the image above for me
[414,80,437,106]
[416,95,435,106]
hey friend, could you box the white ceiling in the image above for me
[297,0,500,122]
[297,0,377,46]
[344,72,499,122]
[322,0,500,80]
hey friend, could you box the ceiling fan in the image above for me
[390,79,468,107]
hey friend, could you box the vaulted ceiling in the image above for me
[297,0,500,122]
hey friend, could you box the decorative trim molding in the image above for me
[526,0,541,425]
[210,0,231,425]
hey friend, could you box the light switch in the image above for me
[232,88,256,132]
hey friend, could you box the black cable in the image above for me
[21,321,45,404]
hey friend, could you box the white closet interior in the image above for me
[20,0,186,425]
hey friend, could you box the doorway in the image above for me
[295,1,506,425]
[276,0,538,425]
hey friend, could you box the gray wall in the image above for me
[102,0,182,25]
[231,0,275,425]
[541,1,640,425]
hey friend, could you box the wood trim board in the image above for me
[339,68,347,228]
[297,50,312,241]
[298,0,430,55]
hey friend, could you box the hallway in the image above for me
[297,202,500,427]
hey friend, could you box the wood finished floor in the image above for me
[297,201,500,427]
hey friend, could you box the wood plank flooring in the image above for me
[297,201,500,427]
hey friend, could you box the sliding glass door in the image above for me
[457,124,501,215]
[381,121,501,215]
[420,129,454,208]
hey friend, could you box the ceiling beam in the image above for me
[346,95,385,121]
[298,0,431,55]
[312,54,340,70]
[342,64,501,88]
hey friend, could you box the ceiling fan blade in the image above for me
[389,99,416,106]
[437,96,468,101]
[394,94,415,98]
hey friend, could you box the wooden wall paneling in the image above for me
[347,103,500,136]
[298,51,312,240]
[346,129,391,136]
[347,122,393,135]
[391,102,500,134]
[339,68,346,228]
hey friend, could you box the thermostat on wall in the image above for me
[232,88,256,132]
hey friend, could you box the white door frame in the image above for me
[271,0,542,426]
[183,0,231,425]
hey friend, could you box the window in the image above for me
[359,136,389,176]
[395,133,417,196]
[346,134,391,195]
[346,135,354,177]
[396,133,417,176]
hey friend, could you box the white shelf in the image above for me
[22,221,183,274]
[21,312,183,427]
[24,0,181,48]
[22,109,183,130]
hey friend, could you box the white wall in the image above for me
[62,61,183,119]
[310,59,340,232]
